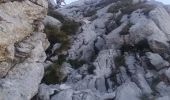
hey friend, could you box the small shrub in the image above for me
[134,39,151,52]
[110,71,119,85]
[42,54,69,84]
[57,54,67,65]
[44,25,70,52]
[120,44,134,54]
[88,64,95,74]
[67,59,86,69]
[44,10,81,84]
[61,20,80,35]
[42,63,63,84]
[107,3,122,13]
[120,39,151,55]
[114,55,125,67]
[107,0,133,14]
[48,10,80,35]
[108,0,155,16]
[83,9,97,17]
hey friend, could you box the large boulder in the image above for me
[0,62,44,100]
[115,82,142,100]
[0,0,48,61]
[0,31,49,100]
[146,52,169,70]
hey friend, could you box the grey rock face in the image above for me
[0,62,44,100]
[93,49,117,77]
[0,0,48,61]
[0,31,49,100]
[0,32,49,100]
[156,82,170,96]
[51,89,74,100]
[156,96,170,100]
[115,82,142,100]
[146,52,169,70]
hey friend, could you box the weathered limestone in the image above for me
[0,0,48,61]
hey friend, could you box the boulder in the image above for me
[93,49,117,77]
[43,16,62,28]
[0,31,49,99]
[146,52,169,70]
[0,0,48,61]
[115,82,142,100]
[0,62,44,100]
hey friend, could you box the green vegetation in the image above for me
[43,10,81,84]
[42,63,64,84]
[44,25,69,52]
[61,20,80,35]
[107,0,155,16]
[45,10,80,53]
[107,3,122,13]
[107,0,133,13]
[42,54,68,84]
[114,55,125,67]
[67,59,86,69]
[119,38,151,55]
[48,10,80,35]
[83,9,97,17]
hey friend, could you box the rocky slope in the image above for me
[38,0,170,100]
[1,0,170,100]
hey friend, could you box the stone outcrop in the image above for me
[0,0,49,99]
[0,0,48,61]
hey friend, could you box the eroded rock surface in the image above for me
[0,0,49,99]
[39,0,170,100]
[0,0,48,61]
